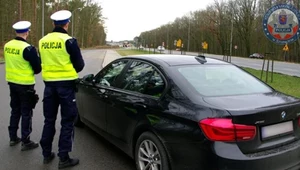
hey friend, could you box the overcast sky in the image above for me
[96,0,215,42]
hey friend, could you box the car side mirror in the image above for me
[82,74,95,82]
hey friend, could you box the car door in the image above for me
[81,59,129,132]
[106,60,167,143]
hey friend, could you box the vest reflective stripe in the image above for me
[5,39,35,85]
[39,32,78,81]
[42,65,76,79]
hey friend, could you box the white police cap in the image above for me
[50,10,72,25]
[12,21,31,33]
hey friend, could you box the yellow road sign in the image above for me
[176,39,182,47]
[283,44,289,51]
[202,41,208,50]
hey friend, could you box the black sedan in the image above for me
[75,54,300,170]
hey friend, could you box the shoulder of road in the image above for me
[102,50,121,67]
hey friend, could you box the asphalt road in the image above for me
[144,48,300,77]
[0,49,135,170]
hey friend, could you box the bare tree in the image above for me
[0,0,106,54]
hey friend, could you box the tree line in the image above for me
[0,0,106,49]
[138,0,300,63]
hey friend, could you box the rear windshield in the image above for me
[176,65,272,97]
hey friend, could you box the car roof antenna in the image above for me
[195,55,207,64]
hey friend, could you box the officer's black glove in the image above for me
[74,78,81,84]
[27,89,39,109]
[32,93,39,109]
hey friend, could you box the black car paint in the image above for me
[76,55,300,170]
[78,83,107,131]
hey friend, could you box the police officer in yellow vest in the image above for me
[39,10,84,169]
[5,21,41,151]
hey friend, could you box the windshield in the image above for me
[176,65,273,97]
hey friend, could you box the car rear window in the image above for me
[176,65,272,97]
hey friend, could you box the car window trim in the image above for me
[94,58,131,88]
[110,58,169,100]
[125,59,168,98]
[92,81,161,101]
[113,59,134,88]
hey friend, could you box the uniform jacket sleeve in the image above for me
[66,38,85,73]
[23,46,42,74]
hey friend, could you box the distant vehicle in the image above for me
[249,53,264,59]
[157,46,165,51]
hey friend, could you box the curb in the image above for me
[102,50,121,68]
[101,50,107,68]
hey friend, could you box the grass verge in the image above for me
[242,67,300,98]
[115,49,300,98]
[116,49,159,56]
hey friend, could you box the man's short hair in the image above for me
[54,23,68,28]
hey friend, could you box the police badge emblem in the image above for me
[263,4,300,44]
[279,10,287,25]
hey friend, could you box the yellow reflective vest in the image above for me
[39,32,78,81]
[5,39,35,85]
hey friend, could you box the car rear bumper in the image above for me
[215,139,300,170]
[165,139,300,170]
[164,141,215,170]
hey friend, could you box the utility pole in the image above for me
[72,11,75,37]
[229,13,234,62]
[42,0,44,37]
[155,31,157,47]
[167,26,169,52]
[81,26,84,48]
[19,0,22,20]
[187,17,190,51]
[72,8,81,37]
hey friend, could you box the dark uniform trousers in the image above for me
[8,83,34,143]
[40,85,78,159]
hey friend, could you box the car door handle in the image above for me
[97,89,106,94]
[99,94,108,98]
[133,103,147,109]
[96,89,108,99]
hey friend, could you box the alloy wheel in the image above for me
[138,139,162,170]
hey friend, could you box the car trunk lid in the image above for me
[203,92,300,154]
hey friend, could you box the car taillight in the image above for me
[199,118,256,142]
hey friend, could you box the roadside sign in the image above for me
[234,45,238,50]
[202,41,208,50]
[283,44,289,51]
[176,39,182,47]
[174,40,177,46]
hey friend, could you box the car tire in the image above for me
[135,132,170,170]
[74,114,84,127]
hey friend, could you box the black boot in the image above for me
[21,141,39,151]
[43,152,55,164]
[10,137,21,146]
[58,158,79,169]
